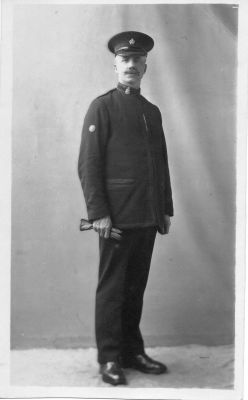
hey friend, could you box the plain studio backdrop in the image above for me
[11,4,237,349]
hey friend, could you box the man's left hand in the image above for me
[164,215,171,234]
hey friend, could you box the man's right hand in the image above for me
[93,216,112,239]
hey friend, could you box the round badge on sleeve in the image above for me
[89,125,96,133]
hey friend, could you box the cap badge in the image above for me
[129,38,135,45]
[89,125,96,133]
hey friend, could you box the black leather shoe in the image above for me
[100,362,127,385]
[121,353,168,375]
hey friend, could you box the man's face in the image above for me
[114,54,147,88]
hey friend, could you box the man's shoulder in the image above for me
[86,88,116,112]
[140,95,161,113]
[92,88,116,104]
[96,88,116,100]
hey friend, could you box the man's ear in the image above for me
[114,58,118,74]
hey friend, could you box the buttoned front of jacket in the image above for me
[78,85,173,232]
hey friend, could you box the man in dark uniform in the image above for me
[78,31,173,386]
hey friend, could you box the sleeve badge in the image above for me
[89,125,96,133]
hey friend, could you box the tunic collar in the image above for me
[117,82,141,95]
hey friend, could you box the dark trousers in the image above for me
[95,227,157,364]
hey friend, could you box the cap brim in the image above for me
[115,50,147,56]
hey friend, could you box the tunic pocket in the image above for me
[106,178,135,187]
[105,178,138,223]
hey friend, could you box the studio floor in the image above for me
[11,345,234,388]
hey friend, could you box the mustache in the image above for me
[125,69,139,75]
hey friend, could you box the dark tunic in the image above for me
[78,83,173,233]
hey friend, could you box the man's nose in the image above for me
[127,58,136,68]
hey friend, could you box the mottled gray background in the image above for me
[11,4,237,348]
